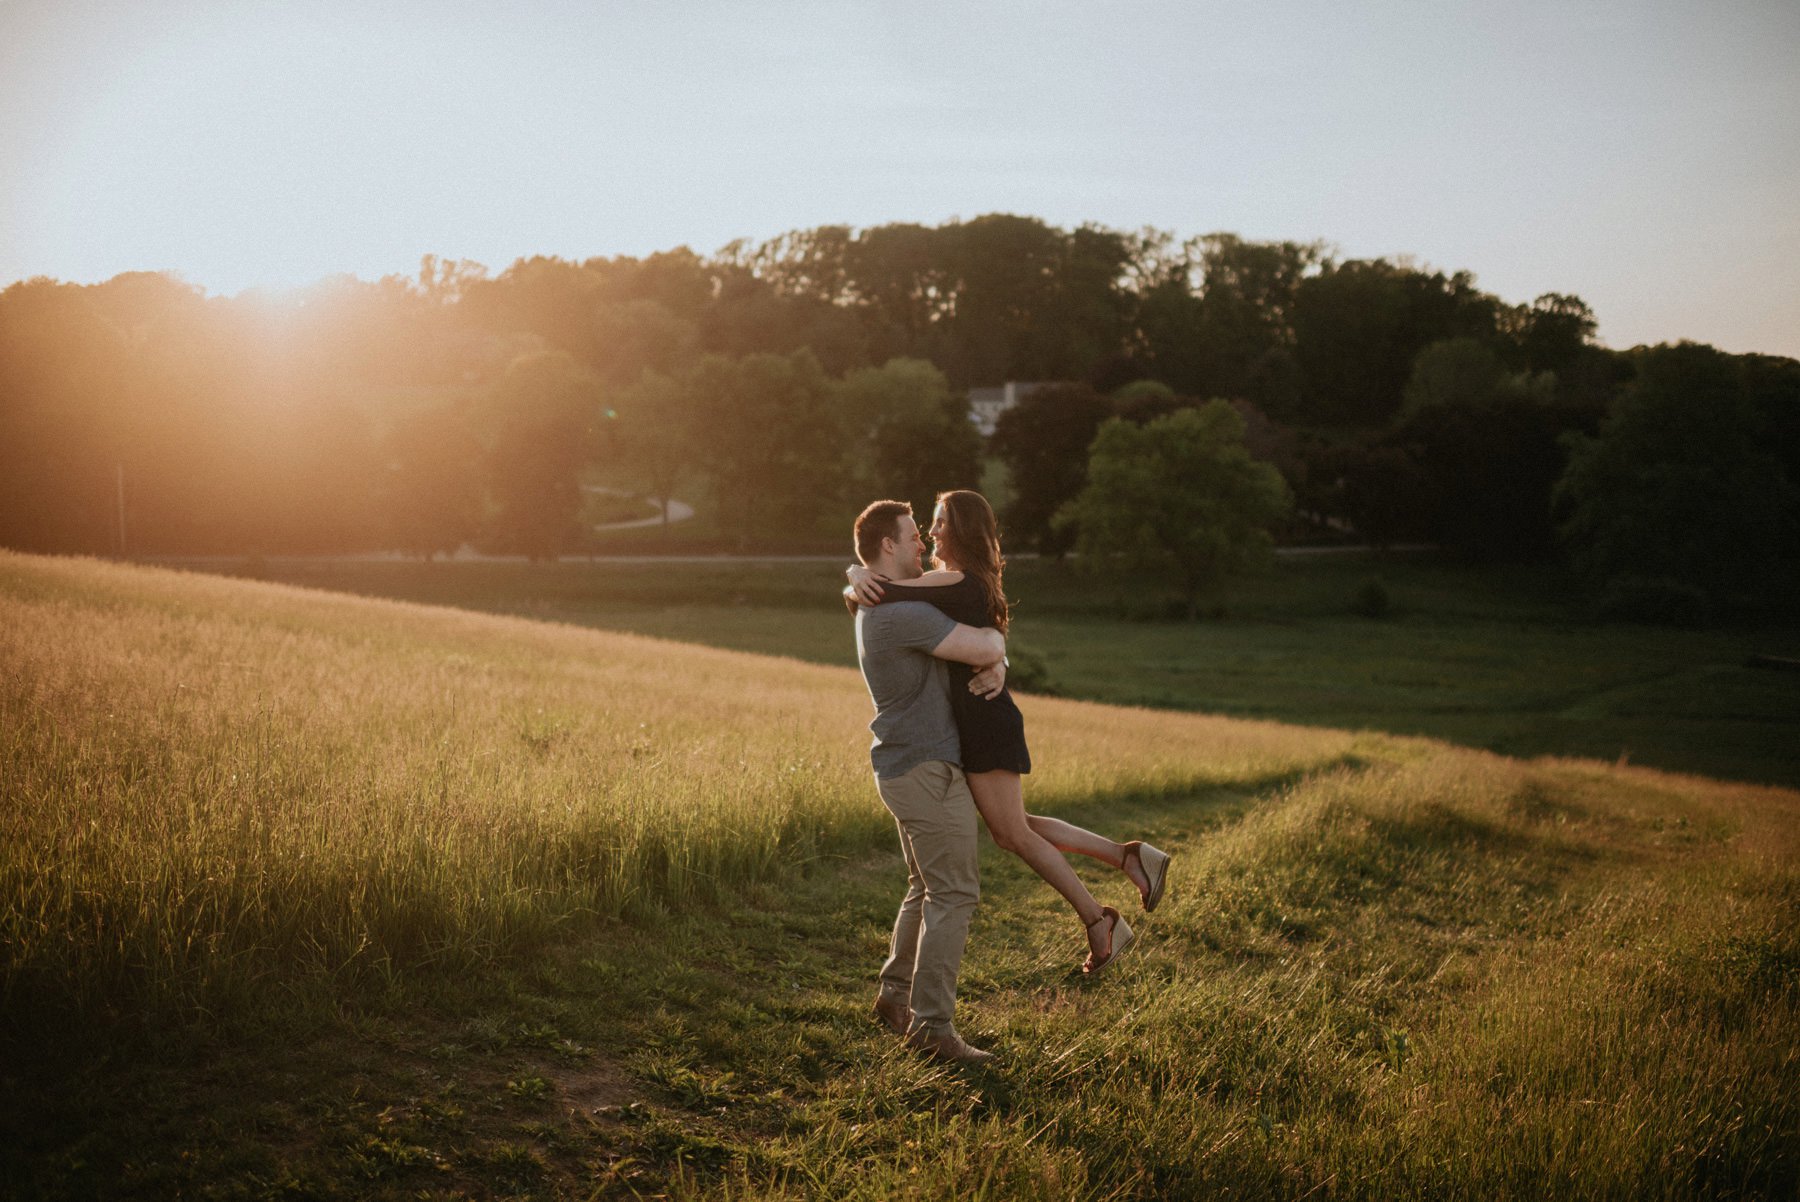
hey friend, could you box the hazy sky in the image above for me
[3,0,1796,357]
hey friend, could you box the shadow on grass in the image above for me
[5,747,1775,1200]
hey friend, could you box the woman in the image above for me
[847,490,1170,975]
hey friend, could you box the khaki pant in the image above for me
[874,759,980,1036]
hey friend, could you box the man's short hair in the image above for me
[854,499,912,566]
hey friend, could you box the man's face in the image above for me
[888,515,925,579]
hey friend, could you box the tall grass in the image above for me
[0,551,1351,1037]
[705,753,1799,1199]
[5,551,1797,1197]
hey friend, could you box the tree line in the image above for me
[1,214,1795,619]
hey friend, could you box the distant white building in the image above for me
[967,381,1057,438]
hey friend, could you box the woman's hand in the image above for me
[968,660,1007,700]
[846,564,888,606]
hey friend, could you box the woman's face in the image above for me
[928,503,954,566]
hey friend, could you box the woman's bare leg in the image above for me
[1027,814,1151,898]
[966,770,1115,961]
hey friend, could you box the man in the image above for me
[852,498,1006,1065]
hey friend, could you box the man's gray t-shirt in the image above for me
[855,601,962,780]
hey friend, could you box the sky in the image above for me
[2,0,1796,358]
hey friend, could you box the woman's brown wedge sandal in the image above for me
[1121,841,1171,913]
[1082,906,1136,976]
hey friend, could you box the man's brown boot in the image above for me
[904,1026,995,1065]
[872,994,912,1036]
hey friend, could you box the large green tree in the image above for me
[836,358,980,520]
[702,251,870,375]
[681,349,847,545]
[612,368,697,539]
[1312,438,1431,552]
[1394,337,1573,559]
[1741,352,1800,564]
[1556,342,1795,617]
[1188,234,1323,407]
[588,299,700,389]
[379,403,484,559]
[1512,292,1598,377]
[1292,260,1502,427]
[938,214,1075,385]
[989,382,1116,555]
[842,222,956,363]
[458,256,608,364]
[1058,402,1292,617]
[482,351,603,560]
[0,279,136,553]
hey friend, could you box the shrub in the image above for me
[1350,576,1393,618]
[1004,643,1056,695]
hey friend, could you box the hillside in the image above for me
[2,551,1796,1199]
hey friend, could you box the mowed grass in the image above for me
[3,550,1798,1199]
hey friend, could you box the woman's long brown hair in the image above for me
[932,489,1009,633]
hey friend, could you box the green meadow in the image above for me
[235,553,1800,788]
[3,551,1797,1199]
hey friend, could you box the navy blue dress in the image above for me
[883,575,1032,775]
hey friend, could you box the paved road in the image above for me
[582,486,695,531]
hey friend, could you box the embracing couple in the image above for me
[849,490,1171,1065]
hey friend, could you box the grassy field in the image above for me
[230,553,1800,788]
[4,551,1797,1199]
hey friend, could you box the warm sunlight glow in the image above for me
[2,1,1796,355]
[23,5,637,292]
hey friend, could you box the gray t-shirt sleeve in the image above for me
[861,601,958,655]
[855,601,963,780]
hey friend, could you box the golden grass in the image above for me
[0,551,1352,1030]
[5,550,1797,1197]
[720,749,1798,1198]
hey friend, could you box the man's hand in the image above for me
[846,563,887,606]
[968,660,1007,700]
